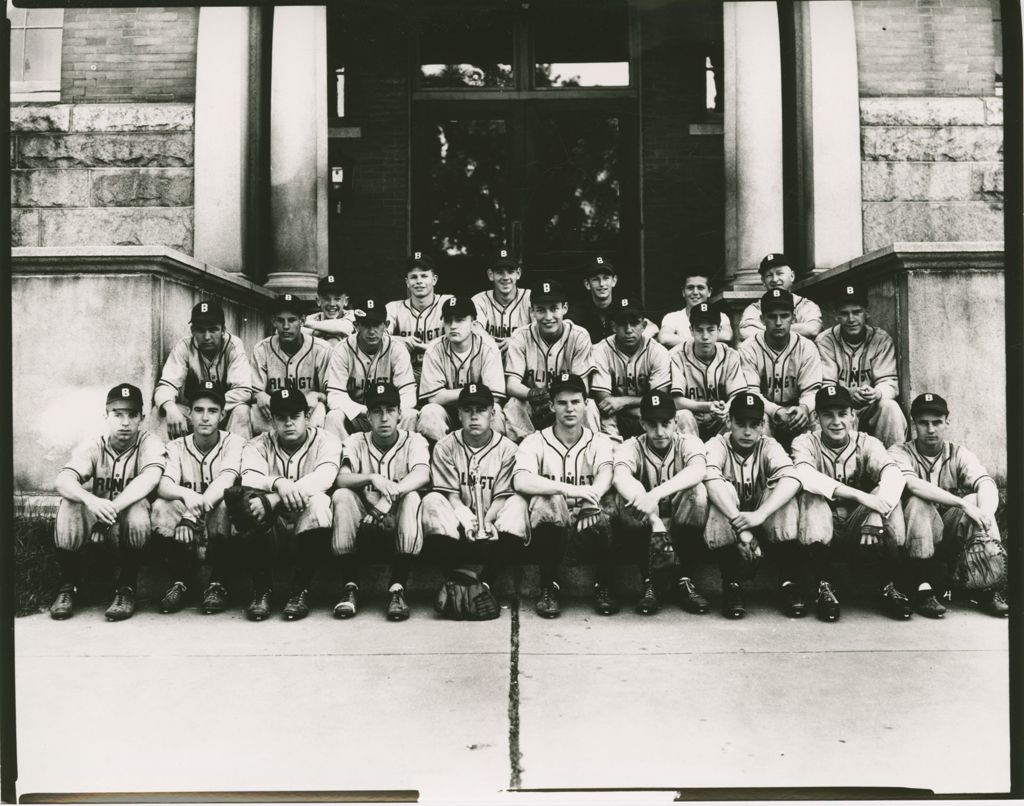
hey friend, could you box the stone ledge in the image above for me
[70,103,194,132]
[860,97,997,127]
[16,133,194,169]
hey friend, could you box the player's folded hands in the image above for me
[857,492,889,516]
[87,495,119,526]
[174,521,195,544]
[730,510,764,531]
[569,485,602,508]
[454,503,478,536]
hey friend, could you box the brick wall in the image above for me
[61,7,198,103]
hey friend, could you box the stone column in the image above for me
[192,7,253,274]
[723,1,785,286]
[266,6,329,293]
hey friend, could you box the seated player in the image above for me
[816,283,907,447]
[232,387,341,621]
[250,293,333,435]
[888,393,1007,618]
[151,300,252,440]
[504,279,600,442]
[386,251,455,379]
[669,302,747,440]
[611,391,709,615]
[701,393,805,619]
[510,372,617,618]
[658,272,734,348]
[325,295,418,439]
[738,253,823,342]
[331,382,431,621]
[793,384,911,622]
[417,296,507,443]
[303,273,356,345]
[472,249,532,356]
[150,381,245,615]
[591,297,672,442]
[50,383,166,622]
[738,289,822,449]
[568,255,658,344]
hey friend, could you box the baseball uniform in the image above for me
[738,331,823,444]
[304,310,356,345]
[739,293,823,342]
[613,432,708,530]
[670,341,748,440]
[472,288,532,342]
[568,295,659,344]
[591,335,671,441]
[386,294,455,375]
[658,307,732,345]
[250,334,334,433]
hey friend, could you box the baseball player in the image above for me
[233,387,342,621]
[417,296,507,442]
[567,256,659,344]
[612,391,709,615]
[888,393,1007,618]
[670,302,748,440]
[303,273,356,345]
[738,253,823,342]
[331,381,432,621]
[325,295,418,439]
[471,249,532,354]
[793,384,911,622]
[386,251,455,377]
[815,283,907,447]
[658,272,734,348]
[250,293,333,435]
[590,297,672,442]
[510,372,617,618]
[701,393,805,619]
[738,289,823,449]
[503,279,600,442]
[49,383,166,621]
[150,381,245,615]
[151,300,253,440]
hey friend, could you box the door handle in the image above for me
[511,220,522,261]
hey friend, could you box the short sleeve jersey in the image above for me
[738,332,823,407]
[386,295,455,372]
[328,333,416,404]
[163,431,244,493]
[669,342,748,403]
[240,427,342,489]
[740,293,823,336]
[305,310,356,344]
[432,430,518,514]
[472,289,532,341]
[791,431,895,493]
[250,334,333,396]
[62,431,167,499]
[153,333,253,412]
[704,434,798,510]
[419,333,507,402]
[591,336,671,396]
[505,321,595,389]
[514,427,615,488]
[341,429,431,482]
[615,432,706,490]
[815,324,899,404]
[888,441,992,498]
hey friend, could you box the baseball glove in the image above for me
[649,528,676,573]
[951,534,1007,591]
[527,387,554,428]
[434,568,500,621]
[734,534,763,581]
[223,485,274,532]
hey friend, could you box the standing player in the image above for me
[386,251,455,377]
[670,302,748,440]
[793,384,911,622]
[738,289,823,449]
[232,387,342,621]
[250,293,333,435]
[150,381,245,614]
[472,249,532,355]
[151,300,252,440]
[888,393,1007,618]
[568,256,658,343]
[816,283,907,447]
[590,297,672,441]
[417,297,507,442]
[331,382,432,621]
[658,272,734,348]
[325,295,418,439]
[503,279,599,441]
[49,383,166,621]
[738,253,823,342]
[304,274,356,345]
[612,391,709,615]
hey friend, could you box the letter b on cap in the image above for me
[469,384,477,394]
[121,387,130,398]
[414,251,422,260]
[596,256,604,264]
[377,384,385,394]
[651,394,660,406]
[846,286,854,295]
[543,282,551,293]
[746,394,754,405]
[281,389,290,399]
[200,303,208,313]
[925,393,933,401]
[366,299,375,309]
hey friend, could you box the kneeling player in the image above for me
[793,384,911,622]
[232,388,342,621]
[331,382,431,621]
[702,394,805,619]
[612,391,708,615]
[50,384,166,621]
[150,381,244,614]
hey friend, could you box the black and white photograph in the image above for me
[3,0,1019,801]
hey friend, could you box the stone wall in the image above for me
[10,103,194,255]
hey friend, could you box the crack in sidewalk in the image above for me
[507,587,523,790]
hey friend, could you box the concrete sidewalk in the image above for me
[12,592,1011,801]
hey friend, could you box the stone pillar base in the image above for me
[264,271,319,294]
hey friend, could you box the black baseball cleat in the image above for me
[723,582,746,619]
[535,583,561,619]
[159,581,188,614]
[246,588,272,621]
[815,581,840,622]
[593,583,620,616]
[201,582,229,614]
[49,584,76,620]
[283,589,311,621]
[386,585,410,621]
[781,583,807,618]
[677,578,710,614]
[333,582,359,619]
[635,580,659,615]
[105,586,136,621]
[880,582,912,620]
[975,589,1009,618]
[913,589,947,619]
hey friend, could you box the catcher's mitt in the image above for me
[734,534,763,581]
[649,529,676,573]
[434,568,500,621]
[951,535,1007,591]
[223,485,274,532]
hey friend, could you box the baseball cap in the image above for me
[729,392,765,421]
[441,296,477,322]
[269,387,307,416]
[406,250,436,274]
[186,379,226,408]
[759,252,792,275]
[317,274,345,295]
[640,391,676,421]
[610,296,643,324]
[761,288,795,313]
[815,384,854,412]
[352,297,387,324]
[582,255,616,278]
[689,302,720,328]
[491,249,519,271]
[365,381,401,408]
[105,383,144,411]
[190,300,225,328]
[910,392,949,418]
[836,282,868,307]
[270,293,306,317]
[458,382,495,409]
[532,279,568,305]
[549,372,587,396]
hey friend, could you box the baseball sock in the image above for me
[293,528,330,591]
[390,554,414,588]
[55,548,82,587]
[533,526,564,588]
[713,546,741,584]
[773,542,803,588]
[806,542,831,585]
[333,553,359,587]
[245,528,275,591]
[635,535,652,583]
[165,539,193,585]
[116,546,144,589]
[206,539,229,585]
[671,528,700,582]
[423,533,459,574]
